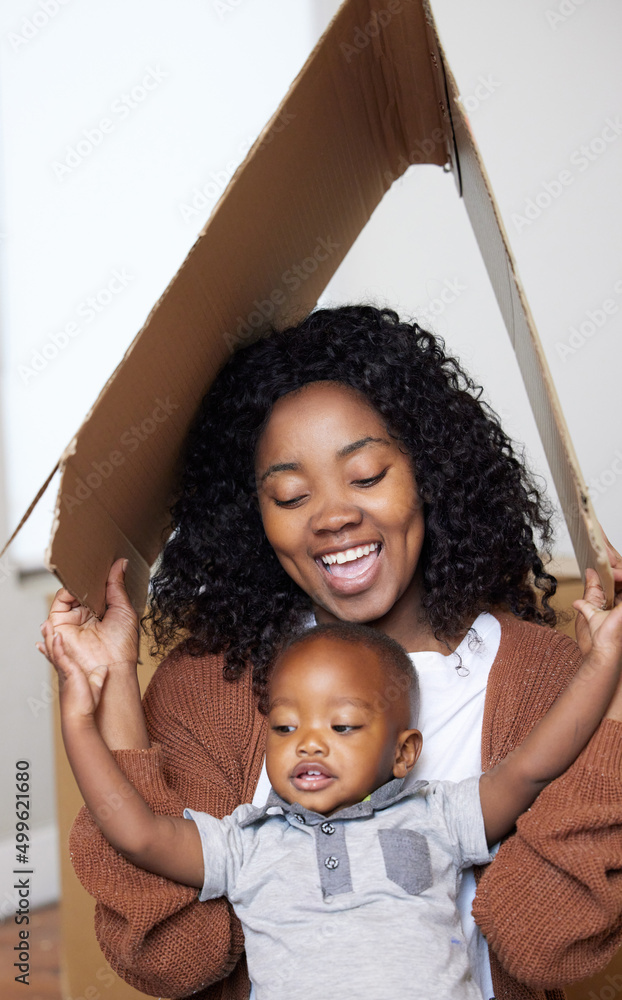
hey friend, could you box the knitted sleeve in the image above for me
[68,645,266,1000]
[473,621,622,990]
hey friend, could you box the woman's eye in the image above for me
[353,469,388,488]
[273,495,306,508]
[332,725,362,734]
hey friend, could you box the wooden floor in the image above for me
[0,905,61,1000]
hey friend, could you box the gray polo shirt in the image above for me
[185,775,492,1000]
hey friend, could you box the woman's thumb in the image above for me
[105,558,135,614]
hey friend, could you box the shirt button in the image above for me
[293,814,305,824]
[324,856,339,870]
[320,822,335,835]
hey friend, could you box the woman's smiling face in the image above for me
[255,381,425,629]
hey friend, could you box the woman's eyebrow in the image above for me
[260,437,390,482]
[260,461,299,482]
[336,436,390,458]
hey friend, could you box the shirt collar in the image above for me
[238,776,428,828]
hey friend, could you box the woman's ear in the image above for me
[393,729,423,778]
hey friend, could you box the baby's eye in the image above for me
[272,725,296,734]
[332,724,362,734]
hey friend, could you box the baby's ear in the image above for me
[393,730,423,778]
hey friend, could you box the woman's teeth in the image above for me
[321,543,378,566]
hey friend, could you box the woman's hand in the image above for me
[575,532,622,657]
[38,558,150,749]
[37,557,139,684]
[574,573,622,724]
[573,577,622,668]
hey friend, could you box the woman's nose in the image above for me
[309,493,364,534]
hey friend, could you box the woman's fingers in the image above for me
[575,569,607,656]
[38,559,137,675]
[573,594,622,653]
[581,567,605,605]
[573,597,600,625]
[598,527,622,605]
[48,587,84,617]
[104,558,138,628]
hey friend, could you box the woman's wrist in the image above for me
[95,669,151,750]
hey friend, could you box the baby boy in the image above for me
[53,592,622,1000]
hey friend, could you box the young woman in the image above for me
[40,306,622,1000]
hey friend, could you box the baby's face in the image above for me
[266,636,421,816]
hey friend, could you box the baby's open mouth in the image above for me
[318,542,380,579]
[291,763,335,791]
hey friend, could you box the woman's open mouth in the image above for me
[315,542,382,594]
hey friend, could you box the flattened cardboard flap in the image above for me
[5,0,612,614]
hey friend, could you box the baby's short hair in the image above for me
[276,622,420,726]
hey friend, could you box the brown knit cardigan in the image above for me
[69,613,622,1000]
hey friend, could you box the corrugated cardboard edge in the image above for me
[0,463,59,560]
[422,2,613,603]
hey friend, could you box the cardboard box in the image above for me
[2,0,613,611]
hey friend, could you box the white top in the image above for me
[250,612,500,1000]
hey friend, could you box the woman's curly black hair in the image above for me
[146,305,557,696]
